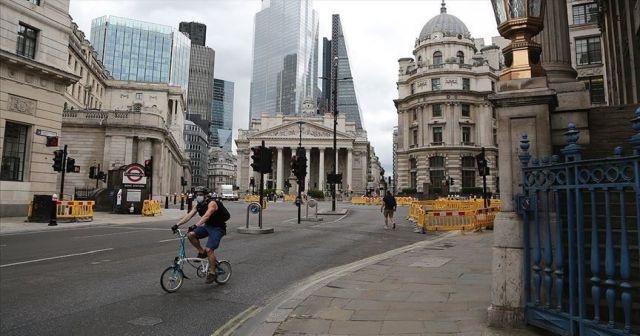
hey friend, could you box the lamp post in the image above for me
[490,0,546,80]
[331,57,338,212]
[297,121,304,224]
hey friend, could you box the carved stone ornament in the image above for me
[25,74,34,83]
[269,124,333,138]
[120,94,129,98]
[8,69,16,78]
[40,78,48,87]
[8,94,36,115]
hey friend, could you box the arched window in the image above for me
[417,55,422,64]
[433,51,442,65]
[457,51,464,64]
[63,102,68,111]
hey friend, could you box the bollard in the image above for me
[187,196,193,212]
[173,193,177,205]
[165,194,169,209]
[180,195,185,210]
[48,194,58,226]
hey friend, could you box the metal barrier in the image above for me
[53,200,95,221]
[244,195,267,209]
[142,200,161,216]
[284,194,296,202]
[351,196,417,206]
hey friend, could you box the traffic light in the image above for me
[46,136,59,147]
[249,176,255,187]
[96,171,106,182]
[476,152,488,176]
[327,173,342,184]
[295,147,307,179]
[261,149,273,174]
[66,157,76,173]
[290,155,299,177]
[250,147,262,172]
[144,159,153,176]
[89,166,96,179]
[52,150,64,172]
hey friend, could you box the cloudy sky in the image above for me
[69,0,499,174]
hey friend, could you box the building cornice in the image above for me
[395,89,495,106]
[0,49,80,85]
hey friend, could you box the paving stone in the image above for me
[423,320,459,333]
[329,320,382,335]
[314,286,364,299]
[350,309,388,321]
[312,306,354,321]
[266,308,293,323]
[278,318,331,334]
[384,309,435,321]
[344,299,392,310]
[251,322,280,336]
[380,320,424,334]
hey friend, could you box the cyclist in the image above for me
[172,186,226,283]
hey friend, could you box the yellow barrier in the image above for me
[284,194,296,202]
[417,206,500,232]
[54,200,95,221]
[143,200,161,216]
[351,197,367,205]
[243,195,267,209]
[351,196,417,206]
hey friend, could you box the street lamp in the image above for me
[490,0,546,80]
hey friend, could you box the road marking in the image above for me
[75,229,148,239]
[0,248,114,268]
[0,244,7,247]
[158,238,179,243]
[211,305,260,336]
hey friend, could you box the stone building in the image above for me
[235,110,371,196]
[184,120,208,187]
[207,147,237,194]
[61,81,190,200]
[394,2,500,196]
[567,0,608,106]
[0,0,80,216]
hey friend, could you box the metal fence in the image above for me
[517,119,639,335]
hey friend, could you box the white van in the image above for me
[220,185,238,201]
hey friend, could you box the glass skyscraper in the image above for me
[211,78,234,151]
[90,16,191,92]
[322,14,364,129]
[249,0,319,121]
[178,21,206,46]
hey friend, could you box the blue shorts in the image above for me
[193,225,225,250]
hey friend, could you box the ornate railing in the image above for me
[518,114,640,335]
[62,109,167,129]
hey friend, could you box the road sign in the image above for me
[36,129,58,137]
[123,165,147,187]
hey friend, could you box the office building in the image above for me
[179,21,206,46]
[90,15,191,92]
[184,120,209,187]
[249,0,319,121]
[185,44,215,123]
[211,78,234,151]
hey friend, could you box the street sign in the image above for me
[36,129,58,137]
[123,165,147,187]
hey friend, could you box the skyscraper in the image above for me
[249,0,319,121]
[322,14,364,129]
[211,78,234,151]
[185,44,215,123]
[90,16,190,92]
[179,21,206,46]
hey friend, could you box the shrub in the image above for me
[307,189,324,199]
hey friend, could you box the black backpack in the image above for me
[213,200,231,223]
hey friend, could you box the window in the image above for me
[429,156,445,186]
[461,104,471,117]
[80,67,83,77]
[136,93,143,100]
[1,122,28,181]
[572,3,598,25]
[462,78,470,90]
[431,78,441,91]
[457,51,464,64]
[68,54,72,65]
[16,23,37,59]
[491,81,496,92]
[412,109,417,120]
[433,51,442,65]
[461,157,476,188]
[412,129,418,146]
[575,36,601,65]
[410,172,417,189]
[432,127,443,143]
[433,104,442,117]
[28,0,41,5]
[462,127,471,144]
[132,103,142,112]
[583,76,605,104]
[493,128,498,145]
[74,60,77,72]
[410,83,415,95]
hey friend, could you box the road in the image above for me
[0,202,431,336]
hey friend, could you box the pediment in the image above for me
[251,121,354,140]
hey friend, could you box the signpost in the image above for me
[123,165,147,188]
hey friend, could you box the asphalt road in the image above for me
[0,201,431,336]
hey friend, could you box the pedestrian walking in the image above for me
[381,191,397,230]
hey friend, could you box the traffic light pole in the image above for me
[481,147,488,208]
[331,58,338,212]
[149,155,153,200]
[60,144,68,200]
[259,141,265,227]
[95,164,100,189]
[298,122,303,224]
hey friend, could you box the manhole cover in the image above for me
[409,256,452,268]
[128,316,163,326]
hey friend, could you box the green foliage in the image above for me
[307,189,325,199]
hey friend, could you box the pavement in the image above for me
[232,230,544,336]
[0,208,187,234]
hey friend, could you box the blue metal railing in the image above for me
[518,113,640,335]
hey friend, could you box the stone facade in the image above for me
[235,113,371,196]
[394,3,499,196]
[0,0,80,216]
[207,147,237,194]
[61,81,189,200]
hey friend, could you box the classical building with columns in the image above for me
[235,110,371,196]
[395,2,500,196]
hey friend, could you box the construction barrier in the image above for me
[421,210,478,231]
[351,196,417,206]
[142,200,162,216]
[284,194,296,202]
[407,198,501,231]
[242,195,267,209]
[55,200,95,221]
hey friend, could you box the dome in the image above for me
[419,2,470,39]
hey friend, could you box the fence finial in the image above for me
[629,106,640,153]
[519,134,531,167]
[561,122,582,161]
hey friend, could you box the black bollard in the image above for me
[173,194,177,205]
[187,196,193,212]
[180,195,185,211]
[48,194,58,226]
[165,195,169,209]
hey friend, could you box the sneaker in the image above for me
[413,227,421,233]
[392,223,396,230]
[197,251,207,259]
[205,272,217,284]
[384,225,389,230]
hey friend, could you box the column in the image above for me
[305,147,311,192]
[347,148,353,191]
[152,140,165,199]
[361,150,367,194]
[276,147,284,193]
[136,137,146,163]
[534,0,576,83]
[318,148,325,191]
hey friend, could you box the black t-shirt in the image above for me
[196,199,226,229]
[383,195,397,210]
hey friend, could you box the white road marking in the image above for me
[158,238,179,243]
[75,229,148,239]
[0,244,7,247]
[0,248,114,268]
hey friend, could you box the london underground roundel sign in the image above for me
[123,165,147,186]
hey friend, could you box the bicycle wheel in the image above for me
[160,266,184,293]
[214,260,232,284]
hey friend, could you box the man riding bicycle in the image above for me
[172,186,226,283]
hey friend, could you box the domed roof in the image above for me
[419,1,470,39]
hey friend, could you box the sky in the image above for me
[69,0,500,175]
